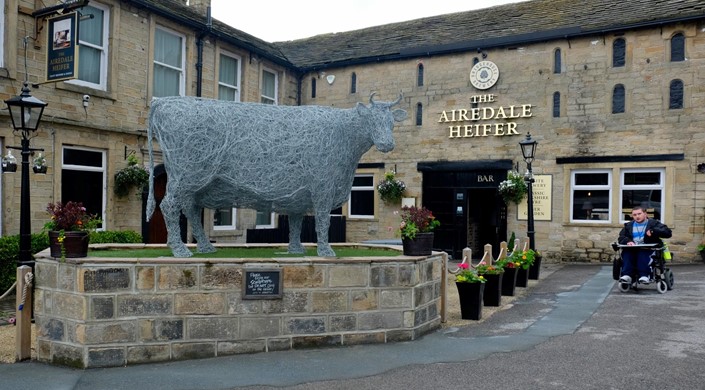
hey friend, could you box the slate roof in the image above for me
[274,0,705,70]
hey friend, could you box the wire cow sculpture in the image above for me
[146,94,406,257]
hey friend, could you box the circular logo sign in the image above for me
[470,61,500,90]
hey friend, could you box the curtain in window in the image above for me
[78,5,104,84]
[218,54,239,101]
[261,71,275,104]
[154,29,182,97]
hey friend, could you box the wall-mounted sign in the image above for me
[46,12,78,82]
[470,61,500,90]
[243,269,282,299]
[518,174,552,221]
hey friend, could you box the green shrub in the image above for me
[0,230,143,293]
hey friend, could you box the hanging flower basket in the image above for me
[377,171,406,204]
[498,170,528,204]
[114,154,149,198]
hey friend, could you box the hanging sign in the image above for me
[46,12,79,82]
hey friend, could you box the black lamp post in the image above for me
[4,81,47,267]
[519,132,538,251]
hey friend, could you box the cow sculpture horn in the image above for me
[369,92,403,107]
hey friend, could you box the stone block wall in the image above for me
[33,247,444,368]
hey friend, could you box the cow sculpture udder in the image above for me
[146,93,406,257]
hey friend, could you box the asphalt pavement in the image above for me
[1,263,704,390]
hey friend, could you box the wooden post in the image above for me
[16,265,32,362]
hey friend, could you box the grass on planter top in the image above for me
[89,246,401,258]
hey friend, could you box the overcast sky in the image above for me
[209,0,527,42]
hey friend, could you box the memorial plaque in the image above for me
[243,269,282,299]
[82,268,130,292]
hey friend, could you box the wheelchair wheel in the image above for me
[657,280,667,294]
[612,257,622,281]
[665,269,674,290]
[618,282,630,292]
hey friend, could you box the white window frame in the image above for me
[255,211,276,229]
[260,68,277,104]
[66,1,110,90]
[620,168,665,223]
[348,174,375,219]
[0,0,5,69]
[153,26,186,97]
[213,208,237,230]
[61,146,107,230]
[570,169,612,224]
[218,51,241,101]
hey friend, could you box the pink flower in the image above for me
[458,263,469,269]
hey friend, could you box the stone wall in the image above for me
[33,246,444,368]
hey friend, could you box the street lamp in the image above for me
[519,132,538,251]
[4,81,47,267]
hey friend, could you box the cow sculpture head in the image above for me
[357,93,407,152]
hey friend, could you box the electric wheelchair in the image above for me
[612,241,674,294]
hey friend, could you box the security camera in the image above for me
[82,95,90,102]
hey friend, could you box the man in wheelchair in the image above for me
[617,206,672,285]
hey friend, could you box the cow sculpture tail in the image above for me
[145,100,157,222]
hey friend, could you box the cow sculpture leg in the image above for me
[160,192,193,258]
[287,213,305,254]
[314,210,335,257]
[184,205,216,254]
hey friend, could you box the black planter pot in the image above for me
[501,267,518,296]
[700,250,705,264]
[48,230,89,258]
[482,273,502,307]
[402,232,434,256]
[456,282,485,320]
[33,165,48,174]
[528,255,542,280]
[516,267,529,287]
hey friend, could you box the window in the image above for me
[417,63,424,86]
[350,72,357,94]
[218,52,240,101]
[214,208,237,230]
[621,169,664,221]
[255,211,275,228]
[571,170,611,223]
[66,2,110,90]
[261,68,277,104]
[349,174,374,218]
[552,92,560,118]
[670,33,685,62]
[0,0,5,68]
[612,84,625,114]
[553,48,561,74]
[311,77,316,98]
[62,147,106,229]
[153,27,185,97]
[416,103,423,126]
[612,38,625,67]
[669,79,683,109]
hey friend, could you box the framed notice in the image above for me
[46,12,78,82]
[518,174,552,221]
[243,269,282,299]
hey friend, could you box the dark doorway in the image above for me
[419,160,512,259]
[142,165,186,244]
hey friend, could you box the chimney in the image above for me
[187,0,211,16]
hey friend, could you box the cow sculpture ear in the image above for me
[392,109,407,122]
[356,102,368,115]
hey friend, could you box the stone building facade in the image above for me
[2,0,705,262]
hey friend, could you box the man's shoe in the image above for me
[639,276,650,284]
[619,275,632,284]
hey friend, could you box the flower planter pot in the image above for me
[2,162,17,173]
[48,231,89,258]
[516,266,529,287]
[501,267,518,296]
[33,165,48,174]
[456,282,484,320]
[402,232,434,256]
[481,273,502,307]
[700,250,705,264]
[528,255,542,280]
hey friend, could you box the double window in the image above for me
[570,169,665,223]
[153,26,185,97]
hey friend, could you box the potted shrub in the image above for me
[377,170,406,204]
[45,201,101,259]
[399,206,440,256]
[114,154,149,198]
[476,263,504,306]
[455,264,486,320]
[498,170,527,204]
